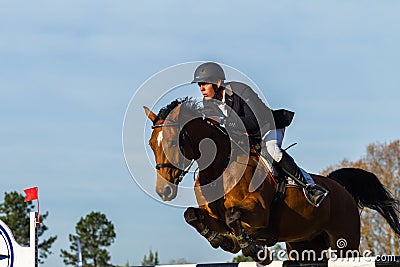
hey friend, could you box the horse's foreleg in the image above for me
[184,207,240,253]
[225,207,272,265]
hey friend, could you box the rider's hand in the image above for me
[208,116,222,123]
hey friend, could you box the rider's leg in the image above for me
[278,151,328,207]
[261,128,284,177]
[263,129,328,207]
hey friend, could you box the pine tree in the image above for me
[60,211,116,267]
[141,249,159,265]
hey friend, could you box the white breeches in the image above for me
[263,128,285,162]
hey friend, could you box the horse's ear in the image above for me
[143,106,157,122]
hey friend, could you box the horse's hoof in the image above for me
[242,242,261,258]
[251,229,278,247]
[242,243,272,265]
[219,235,240,253]
[184,207,198,224]
[250,228,278,247]
[256,248,272,265]
[209,235,222,249]
[258,258,273,265]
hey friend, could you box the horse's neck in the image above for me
[193,134,229,184]
[197,145,229,184]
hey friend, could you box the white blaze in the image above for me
[157,131,163,147]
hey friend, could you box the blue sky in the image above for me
[1,1,399,266]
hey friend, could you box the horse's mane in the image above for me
[155,97,203,124]
[154,97,189,124]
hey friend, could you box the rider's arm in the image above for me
[227,84,274,135]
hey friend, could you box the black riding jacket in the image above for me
[222,81,294,137]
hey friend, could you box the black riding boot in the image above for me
[278,151,328,207]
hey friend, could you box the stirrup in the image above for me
[302,184,329,207]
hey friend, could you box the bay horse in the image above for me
[144,98,400,265]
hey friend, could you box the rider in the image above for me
[192,62,328,207]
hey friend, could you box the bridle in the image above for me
[151,121,195,184]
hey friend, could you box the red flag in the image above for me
[24,187,38,202]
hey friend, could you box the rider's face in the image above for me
[198,82,215,99]
[198,80,221,100]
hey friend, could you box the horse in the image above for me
[144,98,400,265]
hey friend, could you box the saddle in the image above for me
[249,138,323,202]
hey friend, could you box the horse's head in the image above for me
[145,98,232,201]
[144,99,194,201]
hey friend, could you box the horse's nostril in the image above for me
[163,186,172,198]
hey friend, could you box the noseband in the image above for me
[152,122,195,184]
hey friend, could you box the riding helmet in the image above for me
[192,62,226,84]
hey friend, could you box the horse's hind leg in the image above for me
[326,204,361,258]
[329,231,360,259]
[225,207,272,265]
[184,207,240,253]
[286,232,330,261]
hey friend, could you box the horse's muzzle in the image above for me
[157,183,178,201]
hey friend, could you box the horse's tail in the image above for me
[327,167,400,237]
